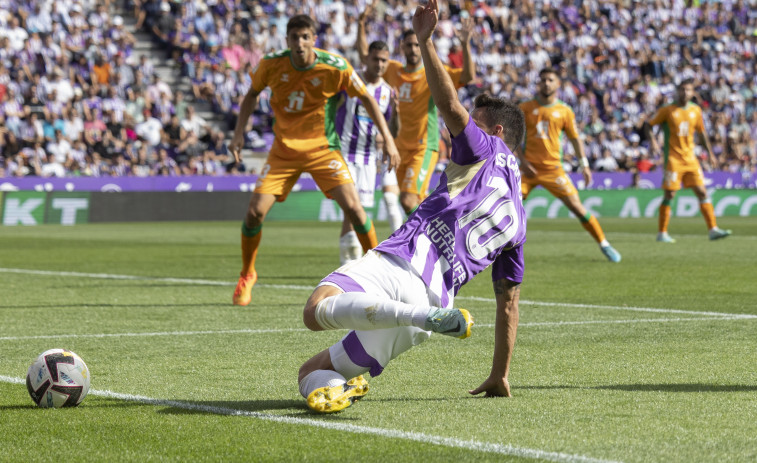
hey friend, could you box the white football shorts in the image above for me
[347,160,377,208]
[379,161,399,188]
[318,250,438,378]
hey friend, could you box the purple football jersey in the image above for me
[375,117,526,308]
[335,77,394,165]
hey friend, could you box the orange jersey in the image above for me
[520,99,579,170]
[384,60,463,151]
[648,102,705,170]
[251,48,368,153]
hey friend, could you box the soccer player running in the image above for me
[519,68,622,262]
[297,0,527,413]
[643,78,731,243]
[228,15,400,306]
[357,4,476,215]
[335,37,403,264]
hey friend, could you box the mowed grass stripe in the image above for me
[0,374,620,463]
[3,267,754,319]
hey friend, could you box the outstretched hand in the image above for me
[383,138,400,172]
[455,15,475,43]
[358,3,373,23]
[412,0,439,42]
[469,375,512,398]
[228,134,244,164]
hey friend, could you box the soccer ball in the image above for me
[26,349,90,408]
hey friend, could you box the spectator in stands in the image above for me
[1,0,755,180]
[180,105,210,142]
[595,148,620,172]
[92,54,112,86]
[146,74,172,102]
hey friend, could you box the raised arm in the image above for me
[228,86,260,163]
[456,16,476,85]
[356,5,373,65]
[469,278,520,397]
[412,0,468,136]
[358,92,400,171]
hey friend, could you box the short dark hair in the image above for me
[368,40,389,53]
[539,67,560,79]
[401,29,416,41]
[678,77,695,88]
[473,93,525,150]
[287,15,318,35]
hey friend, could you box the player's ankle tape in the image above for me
[354,217,373,234]
[242,223,262,237]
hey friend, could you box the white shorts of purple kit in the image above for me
[318,250,439,379]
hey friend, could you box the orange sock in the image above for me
[699,202,717,230]
[240,223,262,276]
[659,204,671,233]
[580,214,606,243]
[355,217,378,252]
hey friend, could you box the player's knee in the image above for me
[245,206,267,226]
[303,301,323,331]
[399,193,417,213]
[303,291,329,331]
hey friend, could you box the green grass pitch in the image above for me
[0,216,755,462]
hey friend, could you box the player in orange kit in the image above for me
[228,15,400,306]
[357,5,475,214]
[520,68,621,262]
[644,78,731,243]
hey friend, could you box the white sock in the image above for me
[383,192,403,232]
[298,369,346,398]
[314,293,431,331]
[599,239,610,247]
[339,231,362,264]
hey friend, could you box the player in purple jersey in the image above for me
[334,40,403,264]
[296,0,527,413]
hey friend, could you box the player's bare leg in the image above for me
[561,194,621,262]
[329,183,377,252]
[234,192,276,306]
[400,191,420,215]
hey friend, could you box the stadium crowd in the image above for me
[0,0,755,179]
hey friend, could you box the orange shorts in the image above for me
[397,146,438,199]
[255,142,353,202]
[521,167,578,199]
[662,165,705,191]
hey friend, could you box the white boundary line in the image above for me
[0,316,751,342]
[2,267,755,320]
[0,374,620,463]
[464,296,757,320]
[0,328,307,341]
[527,230,757,240]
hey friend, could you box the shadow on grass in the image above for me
[594,383,757,392]
[0,404,39,411]
[154,399,362,421]
[520,383,757,392]
[0,399,148,411]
